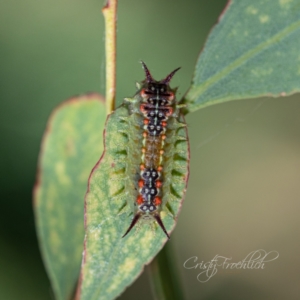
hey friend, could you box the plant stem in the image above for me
[102,0,117,115]
[147,242,185,300]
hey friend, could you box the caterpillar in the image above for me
[120,62,189,239]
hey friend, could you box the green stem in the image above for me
[102,0,117,115]
[147,242,185,300]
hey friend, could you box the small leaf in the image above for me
[184,0,300,112]
[76,106,189,300]
[34,94,106,300]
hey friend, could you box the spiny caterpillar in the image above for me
[120,62,189,239]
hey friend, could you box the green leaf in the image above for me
[34,94,106,300]
[77,106,189,300]
[184,0,300,113]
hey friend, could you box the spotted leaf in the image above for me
[183,0,300,112]
[34,94,106,300]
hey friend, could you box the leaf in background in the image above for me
[76,106,189,300]
[184,0,300,112]
[34,94,106,300]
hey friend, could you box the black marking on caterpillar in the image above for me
[119,62,188,239]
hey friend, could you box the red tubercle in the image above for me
[154,197,162,206]
[140,103,147,114]
[136,195,144,205]
[165,107,173,117]
[155,181,162,188]
[140,89,149,98]
[138,179,144,187]
[166,92,174,101]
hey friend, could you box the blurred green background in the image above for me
[1,0,300,299]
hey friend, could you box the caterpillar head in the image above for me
[139,61,180,104]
